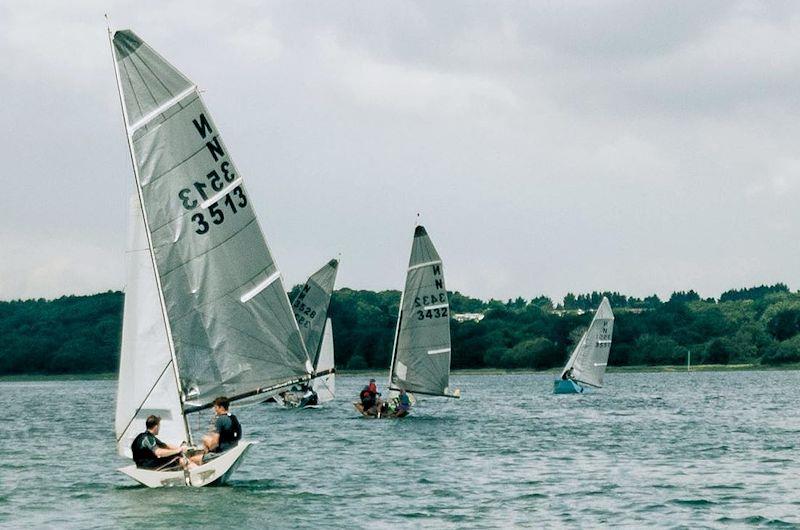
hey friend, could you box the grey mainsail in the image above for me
[560,297,614,388]
[291,259,339,367]
[111,29,311,413]
[388,226,453,397]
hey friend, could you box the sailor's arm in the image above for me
[153,443,185,458]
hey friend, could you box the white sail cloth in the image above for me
[310,319,336,403]
[115,197,184,458]
[112,30,311,412]
[388,226,452,396]
[560,297,615,388]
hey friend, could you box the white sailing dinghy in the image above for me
[553,297,615,394]
[355,225,459,418]
[273,259,339,408]
[110,29,313,487]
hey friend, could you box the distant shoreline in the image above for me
[2,363,799,382]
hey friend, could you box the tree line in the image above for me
[1,283,799,375]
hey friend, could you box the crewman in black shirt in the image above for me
[130,415,188,470]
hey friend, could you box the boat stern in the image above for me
[553,378,586,394]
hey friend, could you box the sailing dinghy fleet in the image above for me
[110,27,615,487]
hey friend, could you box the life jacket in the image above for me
[219,413,242,449]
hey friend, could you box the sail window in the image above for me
[395,361,408,380]
[240,271,281,303]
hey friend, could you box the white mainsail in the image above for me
[111,28,312,437]
[310,319,336,403]
[115,196,185,457]
[560,297,615,388]
[387,225,453,397]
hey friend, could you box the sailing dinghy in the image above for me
[355,225,459,418]
[553,297,614,394]
[111,29,313,487]
[274,259,339,408]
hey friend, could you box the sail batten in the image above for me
[112,29,312,417]
[388,225,452,396]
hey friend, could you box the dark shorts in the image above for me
[136,456,180,471]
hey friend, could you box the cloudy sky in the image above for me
[2,1,799,302]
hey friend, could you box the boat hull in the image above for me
[553,379,587,394]
[118,441,255,488]
[353,402,409,419]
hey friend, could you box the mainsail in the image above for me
[560,297,615,388]
[387,226,453,397]
[291,259,338,367]
[310,319,336,403]
[111,29,312,415]
[115,197,185,457]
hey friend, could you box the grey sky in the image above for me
[1,1,799,302]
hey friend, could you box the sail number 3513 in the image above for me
[177,113,249,235]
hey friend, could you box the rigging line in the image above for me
[135,132,207,194]
[118,60,144,121]
[135,40,184,98]
[115,359,174,443]
[127,53,161,120]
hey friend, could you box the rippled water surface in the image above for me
[2,371,799,528]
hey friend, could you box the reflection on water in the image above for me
[1,371,799,528]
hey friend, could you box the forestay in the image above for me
[115,197,184,458]
[310,319,336,403]
[112,30,311,411]
[291,259,338,367]
[560,297,615,388]
[388,226,452,397]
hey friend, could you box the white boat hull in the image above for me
[119,441,255,488]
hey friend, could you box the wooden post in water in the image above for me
[687,350,691,372]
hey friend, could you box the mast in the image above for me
[107,26,192,444]
[386,231,412,392]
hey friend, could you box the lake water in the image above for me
[1,371,799,528]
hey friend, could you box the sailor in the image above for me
[396,388,412,415]
[190,396,242,465]
[130,415,188,470]
[359,378,382,415]
[562,367,574,381]
[299,387,319,408]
